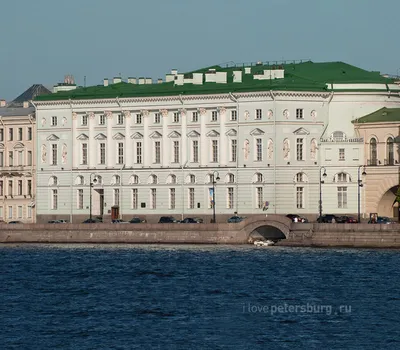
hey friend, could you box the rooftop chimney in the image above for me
[0,99,6,107]
[113,77,122,84]
[157,78,163,84]
[103,78,109,87]
[128,77,137,84]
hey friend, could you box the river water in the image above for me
[1,244,399,349]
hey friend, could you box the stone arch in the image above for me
[240,214,292,239]
[374,176,399,216]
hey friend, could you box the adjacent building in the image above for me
[33,61,400,223]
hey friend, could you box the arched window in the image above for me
[387,137,394,165]
[332,131,346,142]
[94,175,102,185]
[370,138,377,165]
[75,175,84,185]
[49,176,58,186]
[167,174,177,184]
[111,175,121,185]
[189,174,195,184]
[129,175,139,184]
[253,172,263,183]
[149,174,157,184]
[335,172,351,183]
[294,172,308,183]
[226,173,235,183]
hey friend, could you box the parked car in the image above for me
[82,218,102,224]
[158,216,179,223]
[180,217,202,224]
[48,220,68,224]
[112,219,129,224]
[286,214,308,223]
[368,216,395,224]
[317,215,340,223]
[337,216,358,223]
[129,217,146,223]
[8,221,23,224]
[192,217,204,223]
[227,216,245,223]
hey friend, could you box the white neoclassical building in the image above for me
[33,61,400,223]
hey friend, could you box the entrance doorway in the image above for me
[92,189,104,217]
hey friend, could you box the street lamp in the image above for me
[211,171,220,223]
[358,166,367,223]
[319,166,327,219]
[89,173,97,221]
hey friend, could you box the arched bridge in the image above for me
[238,214,293,240]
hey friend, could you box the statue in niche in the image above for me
[244,139,250,160]
[283,139,290,160]
[62,143,67,164]
[310,139,317,160]
[41,144,47,163]
[268,139,274,159]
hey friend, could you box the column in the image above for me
[180,108,187,165]
[88,112,95,167]
[72,112,79,168]
[123,110,132,167]
[199,108,207,166]
[142,110,150,167]
[161,109,169,167]
[105,111,113,167]
[219,107,227,166]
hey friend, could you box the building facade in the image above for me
[33,61,400,223]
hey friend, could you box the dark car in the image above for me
[158,216,179,223]
[82,218,102,224]
[180,217,202,224]
[368,216,394,224]
[129,217,146,223]
[317,215,340,223]
[48,219,68,224]
[227,216,245,223]
[8,221,23,224]
[337,216,358,223]
[286,214,308,223]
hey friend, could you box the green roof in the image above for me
[353,107,400,124]
[35,61,397,102]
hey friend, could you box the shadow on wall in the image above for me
[251,225,286,240]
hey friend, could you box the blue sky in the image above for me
[1,0,399,101]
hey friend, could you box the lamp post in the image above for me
[319,167,327,219]
[211,171,220,223]
[89,173,97,221]
[358,166,367,223]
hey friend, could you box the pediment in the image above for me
[250,128,265,136]
[187,130,200,137]
[94,133,107,140]
[225,129,237,137]
[149,131,162,138]
[131,132,143,139]
[206,129,220,137]
[168,131,181,138]
[76,133,89,140]
[293,127,310,135]
[46,134,59,141]
[13,142,25,149]
[112,132,125,140]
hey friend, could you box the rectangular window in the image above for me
[52,144,57,165]
[256,138,262,161]
[211,111,218,122]
[99,143,106,164]
[18,180,22,196]
[136,114,142,124]
[27,180,32,196]
[18,128,23,141]
[136,142,142,164]
[173,112,179,123]
[231,110,237,121]
[0,207,3,219]
[17,206,22,218]
[231,139,237,162]
[227,187,234,209]
[27,127,32,140]
[192,112,198,122]
[77,189,83,209]
[155,141,161,163]
[0,152,3,167]
[192,140,199,163]
[52,189,58,210]
[18,151,23,166]
[132,189,138,209]
[9,128,13,141]
[81,115,88,126]
[256,187,263,209]
[0,181,3,196]
[0,129,3,141]
[151,188,156,209]
[296,138,304,161]
[173,141,179,163]
[99,114,106,125]
[189,188,195,209]
[27,151,32,166]
[339,148,345,161]
[51,116,57,126]
[27,205,32,218]
[296,108,304,119]
[169,188,176,209]
[118,142,124,164]
[8,206,12,219]
[117,114,124,125]
[338,187,347,208]
[296,187,304,209]
[212,140,218,163]
[82,143,88,165]
[9,151,13,166]
[114,189,120,206]
[154,113,161,124]
[255,109,262,120]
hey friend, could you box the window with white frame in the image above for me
[296,108,304,119]
[117,114,124,125]
[173,112,179,123]
[0,180,3,196]
[192,111,198,122]
[117,142,124,164]
[170,175,177,184]
[296,138,304,161]
[151,175,158,184]
[8,206,12,219]
[51,116,57,126]
[339,148,345,161]
[256,138,262,161]
[173,141,179,163]
[337,187,347,208]
[154,141,161,163]
[228,174,235,183]
[81,143,88,165]
[9,128,13,141]
[136,114,142,124]
[231,139,237,162]
[255,109,262,120]
[296,187,304,209]
[99,143,106,164]
[256,173,263,183]
[27,151,32,166]
[151,188,156,209]
[132,188,138,209]
[212,140,218,162]
[192,140,199,162]
[113,189,120,206]
[17,206,22,218]
[51,144,57,165]
[77,189,83,209]
[231,110,237,121]
[27,127,32,140]
[227,187,234,209]
[296,173,304,182]
[154,113,161,124]
[81,115,88,126]
[337,172,348,182]
[18,128,22,141]
[211,111,218,122]
[51,189,58,210]
[18,180,22,196]
[18,151,23,166]
[9,151,13,166]
[27,180,32,196]
[188,188,195,209]
[27,205,32,218]
[8,180,12,196]
[99,114,106,125]
[131,175,139,184]
[136,142,142,164]
[169,188,176,209]
[256,187,263,209]
[189,174,195,183]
